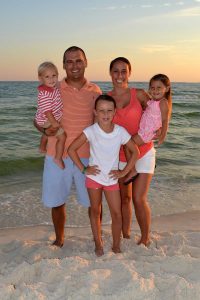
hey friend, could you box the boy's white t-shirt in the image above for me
[83,123,131,186]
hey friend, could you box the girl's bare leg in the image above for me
[119,178,132,238]
[104,189,122,253]
[54,132,66,169]
[132,173,153,246]
[87,188,104,256]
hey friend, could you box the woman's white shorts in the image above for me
[119,147,156,174]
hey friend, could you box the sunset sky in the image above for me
[1,0,200,82]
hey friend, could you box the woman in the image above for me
[109,57,156,246]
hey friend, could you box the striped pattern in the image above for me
[46,79,101,158]
[35,86,63,125]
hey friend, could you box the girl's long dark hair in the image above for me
[150,74,172,119]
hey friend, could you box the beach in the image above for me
[0,81,200,299]
[0,211,200,300]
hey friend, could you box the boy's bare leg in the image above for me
[104,189,122,253]
[39,134,48,153]
[54,132,66,169]
[87,188,104,256]
[119,178,132,238]
[51,204,66,247]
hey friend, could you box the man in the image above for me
[35,46,101,247]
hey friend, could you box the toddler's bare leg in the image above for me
[39,134,48,153]
[54,132,66,169]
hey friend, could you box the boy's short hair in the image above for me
[95,94,116,109]
[38,62,58,76]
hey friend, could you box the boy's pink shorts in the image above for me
[86,177,119,191]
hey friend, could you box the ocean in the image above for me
[0,81,199,229]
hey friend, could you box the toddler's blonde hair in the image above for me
[38,62,58,76]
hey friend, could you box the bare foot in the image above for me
[123,233,131,239]
[54,158,65,169]
[124,170,138,185]
[137,238,151,248]
[95,247,104,257]
[52,240,64,248]
[112,247,122,254]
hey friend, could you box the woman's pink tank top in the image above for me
[112,88,153,161]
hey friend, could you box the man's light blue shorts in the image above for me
[42,156,90,208]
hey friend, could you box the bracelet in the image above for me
[82,166,87,174]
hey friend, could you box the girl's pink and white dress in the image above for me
[138,99,162,143]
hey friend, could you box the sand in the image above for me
[0,211,200,300]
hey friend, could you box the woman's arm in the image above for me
[136,89,150,109]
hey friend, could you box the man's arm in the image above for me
[33,119,58,136]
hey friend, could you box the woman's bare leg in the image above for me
[132,173,153,246]
[119,178,132,238]
[87,188,104,256]
[104,190,122,253]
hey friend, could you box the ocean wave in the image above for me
[0,157,44,176]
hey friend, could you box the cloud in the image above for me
[175,6,200,16]
[141,45,174,53]
[87,5,133,11]
[140,5,153,8]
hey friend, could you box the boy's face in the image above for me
[94,100,116,125]
[39,68,58,88]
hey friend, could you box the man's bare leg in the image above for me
[51,204,66,247]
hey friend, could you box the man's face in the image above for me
[63,50,87,81]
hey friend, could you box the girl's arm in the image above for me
[68,133,100,175]
[121,139,139,176]
[68,133,88,172]
[158,99,169,145]
[109,139,139,179]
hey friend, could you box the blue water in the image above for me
[0,81,200,228]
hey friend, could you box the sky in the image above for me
[1,0,200,82]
